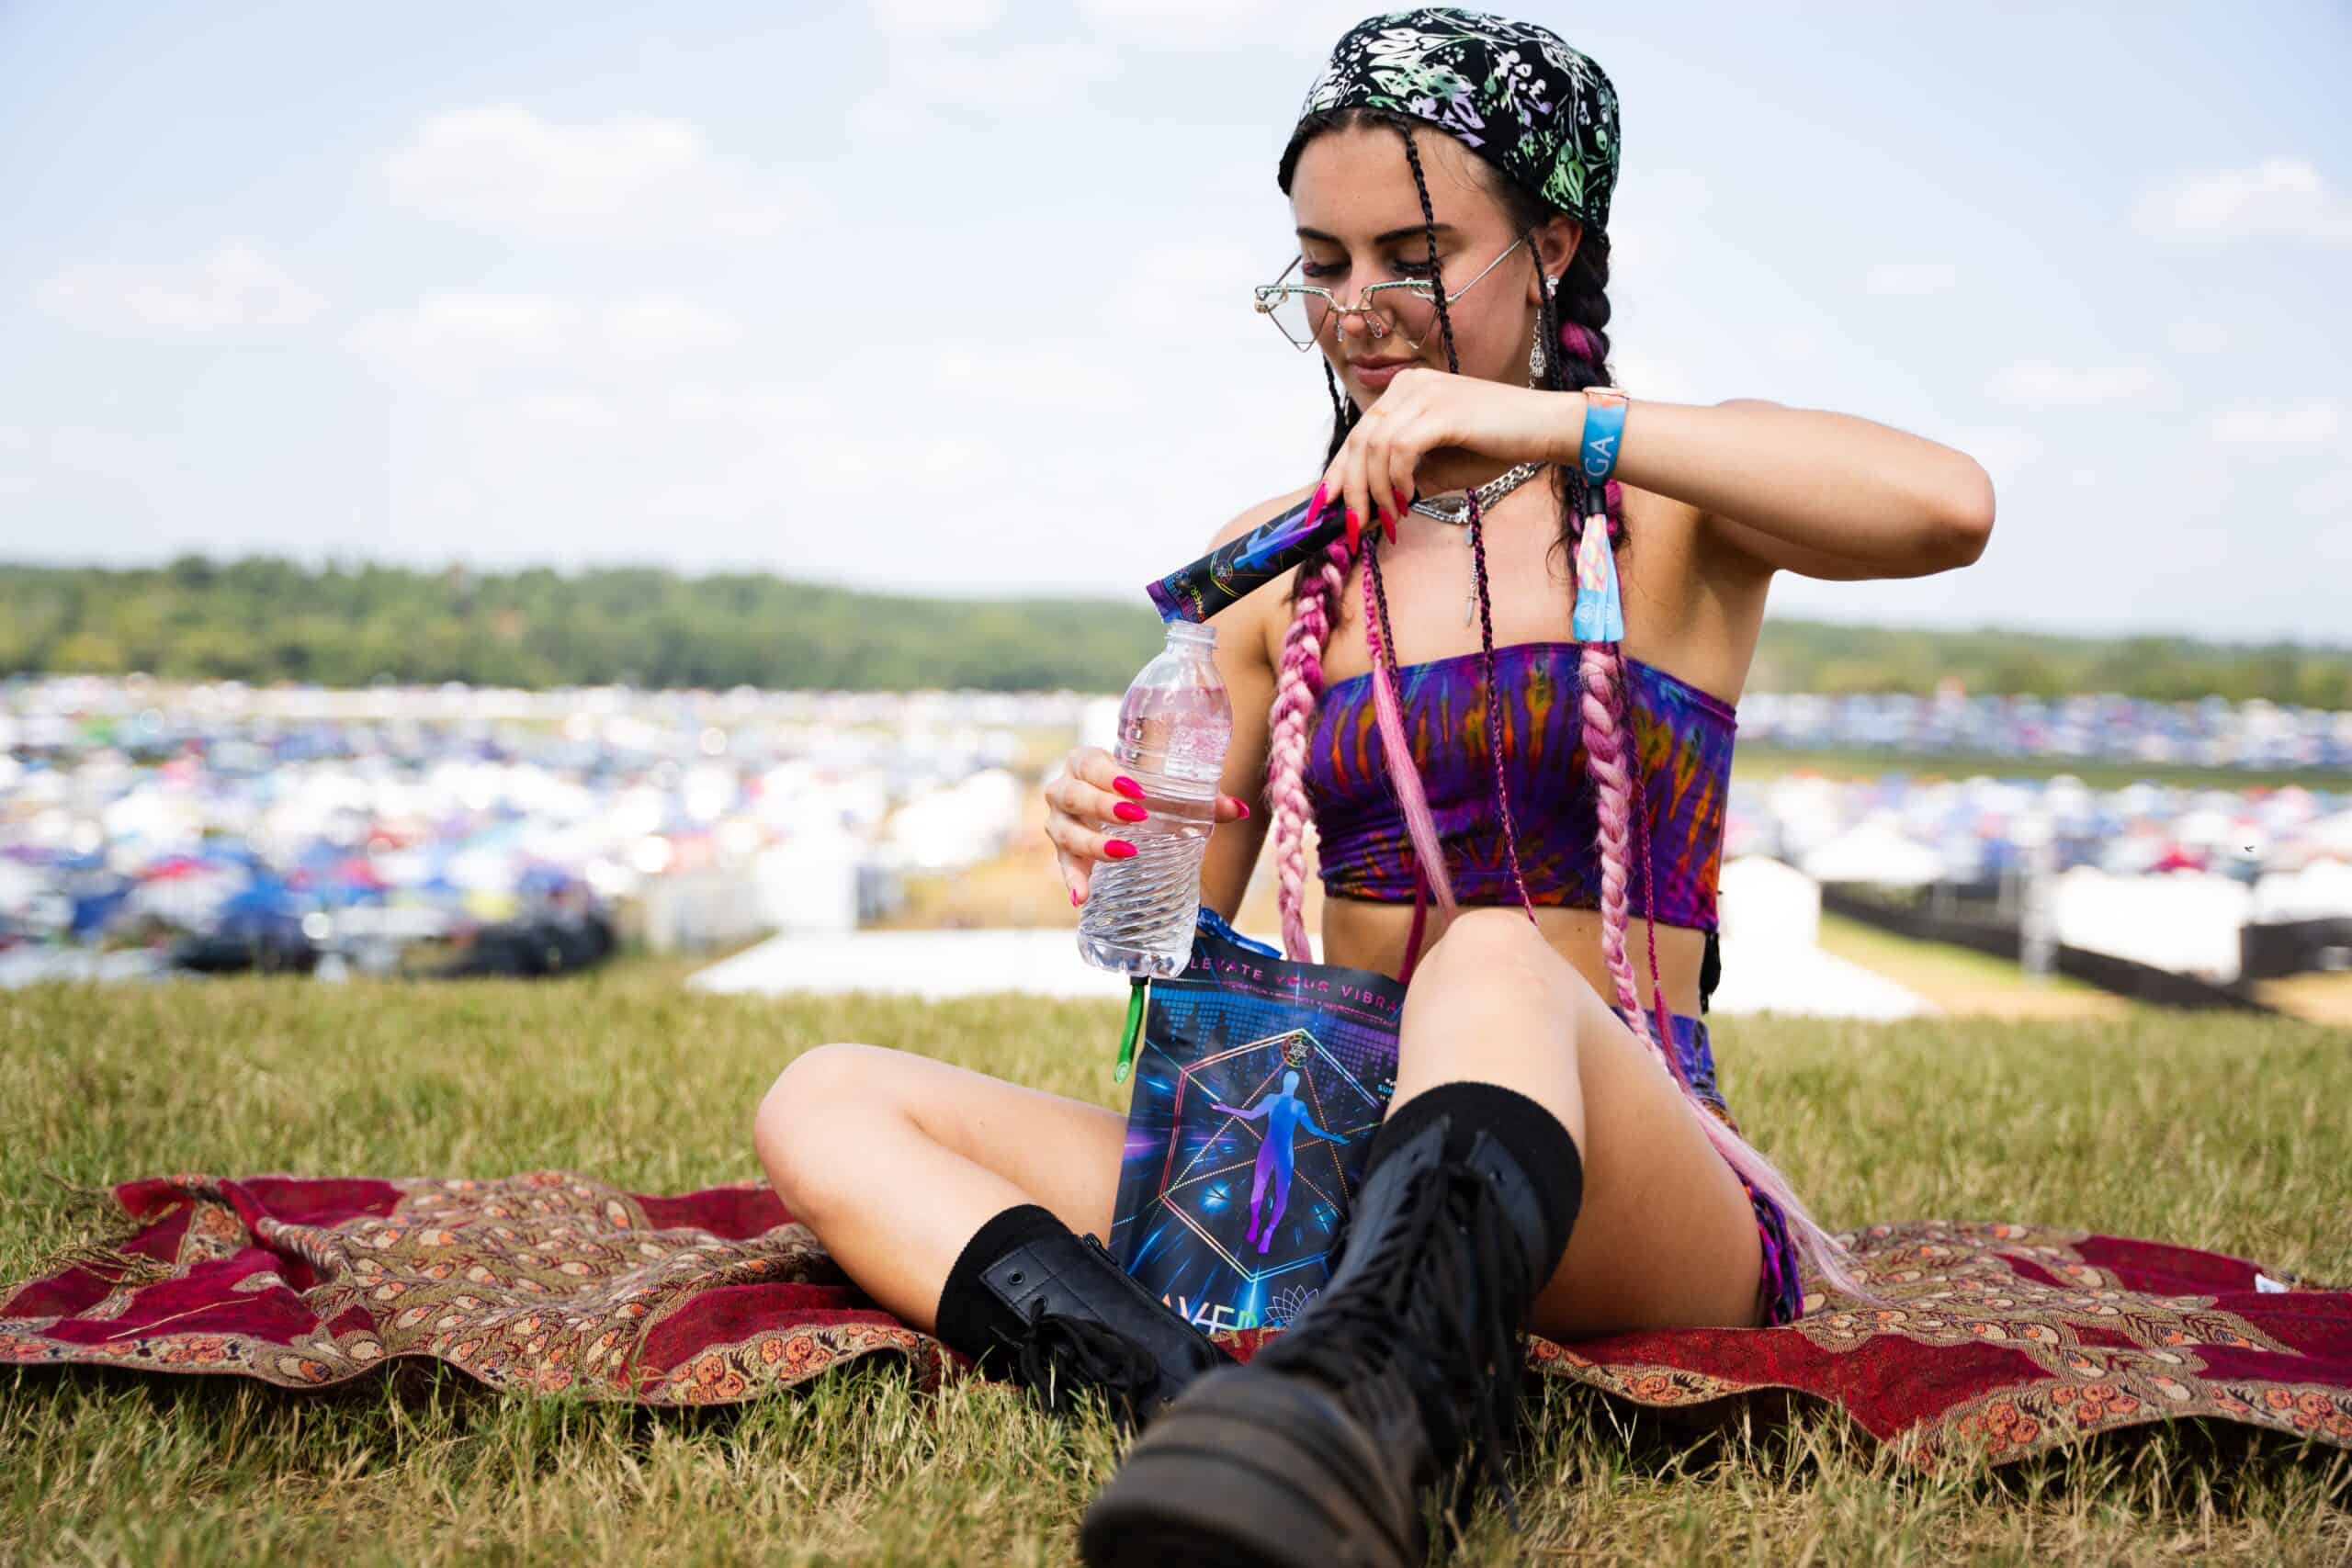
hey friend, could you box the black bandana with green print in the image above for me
[1287,7,1623,232]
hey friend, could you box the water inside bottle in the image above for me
[1076,631,1230,977]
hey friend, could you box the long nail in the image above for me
[1308,482,1328,524]
[1070,886,1082,907]
[1112,775,1144,801]
[1103,840,1137,860]
[1394,486,1410,513]
[1113,801,1147,823]
[1345,507,1361,552]
[1232,798,1251,818]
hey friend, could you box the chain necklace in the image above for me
[1406,460,1548,624]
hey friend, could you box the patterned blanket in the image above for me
[5,1169,2347,1469]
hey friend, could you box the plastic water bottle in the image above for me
[1077,622,1232,977]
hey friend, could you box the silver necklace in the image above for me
[1407,460,1548,623]
[1407,459,1547,525]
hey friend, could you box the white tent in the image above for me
[2053,867,2251,982]
[1799,818,1947,887]
[1717,854,1821,950]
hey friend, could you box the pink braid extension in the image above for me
[1625,685,1680,1058]
[1361,544,1457,919]
[1267,539,1350,963]
[1576,639,1657,1048]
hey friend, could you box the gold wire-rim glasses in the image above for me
[1251,235,1531,352]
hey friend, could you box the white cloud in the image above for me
[1079,0,1280,26]
[2134,157,2352,246]
[345,294,581,376]
[377,106,812,240]
[37,241,323,334]
[663,382,827,429]
[2294,468,2352,520]
[929,343,1143,413]
[851,39,1114,132]
[601,297,741,357]
[2203,398,2345,456]
[2168,320,2231,354]
[1987,359,2176,411]
[865,0,1003,37]
[503,392,623,431]
[1863,262,1962,298]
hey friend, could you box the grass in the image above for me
[3,965,2348,1565]
[1813,911,2134,1021]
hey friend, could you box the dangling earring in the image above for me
[1528,275,1558,384]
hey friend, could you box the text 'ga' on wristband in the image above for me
[1580,388,1628,489]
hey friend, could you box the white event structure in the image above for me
[689,854,1939,1019]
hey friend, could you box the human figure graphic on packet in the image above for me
[1213,1070,1351,1254]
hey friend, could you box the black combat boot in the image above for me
[934,1203,1233,1432]
[1078,1085,1579,1568]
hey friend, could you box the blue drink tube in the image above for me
[1143,493,1341,624]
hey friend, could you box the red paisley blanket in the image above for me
[5,1169,2347,1470]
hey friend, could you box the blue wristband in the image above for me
[1579,389,1628,493]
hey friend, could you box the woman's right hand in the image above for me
[1044,746,1250,906]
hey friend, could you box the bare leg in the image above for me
[752,1043,1125,1333]
[1389,909,1765,1337]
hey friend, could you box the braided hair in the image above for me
[1265,107,1865,1303]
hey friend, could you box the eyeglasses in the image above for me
[1252,235,1529,352]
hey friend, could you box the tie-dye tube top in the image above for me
[1302,642,1736,931]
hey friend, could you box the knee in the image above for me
[1417,908,1558,989]
[752,1042,897,1213]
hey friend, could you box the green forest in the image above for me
[4,558,2348,704]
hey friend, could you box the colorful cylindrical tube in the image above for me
[1143,493,1341,625]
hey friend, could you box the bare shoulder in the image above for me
[1201,482,1319,671]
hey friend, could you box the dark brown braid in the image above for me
[1395,123,1540,928]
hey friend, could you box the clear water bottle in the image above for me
[1077,622,1232,977]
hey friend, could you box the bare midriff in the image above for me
[1321,894,1707,1017]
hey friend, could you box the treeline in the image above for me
[0,559,1165,694]
[4,558,2348,705]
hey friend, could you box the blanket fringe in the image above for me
[13,1173,165,1290]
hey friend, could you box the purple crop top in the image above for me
[1302,641,1736,931]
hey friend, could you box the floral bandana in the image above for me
[1287,7,1622,232]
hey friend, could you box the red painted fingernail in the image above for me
[1112,775,1144,800]
[1308,482,1328,522]
[1113,801,1147,823]
[1104,840,1137,859]
[1070,886,1082,907]
[1233,799,1251,818]
[1394,487,1410,513]
[1345,508,1361,551]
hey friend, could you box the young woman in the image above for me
[753,10,1991,1564]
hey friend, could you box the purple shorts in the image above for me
[1666,1012,1807,1328]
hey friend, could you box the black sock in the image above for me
[933,1201,1071,1362]
[1367,1081,1582,1279]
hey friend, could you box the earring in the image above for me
[1528,276,1560,383]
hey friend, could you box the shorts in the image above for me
[1664,1011,1807,1328]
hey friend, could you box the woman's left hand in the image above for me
[1317,368,1578,548]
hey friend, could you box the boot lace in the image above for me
[1255,1157,1535,1521]
[1001,1298,1159,1420]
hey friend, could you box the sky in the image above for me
[2,0,2346,642]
